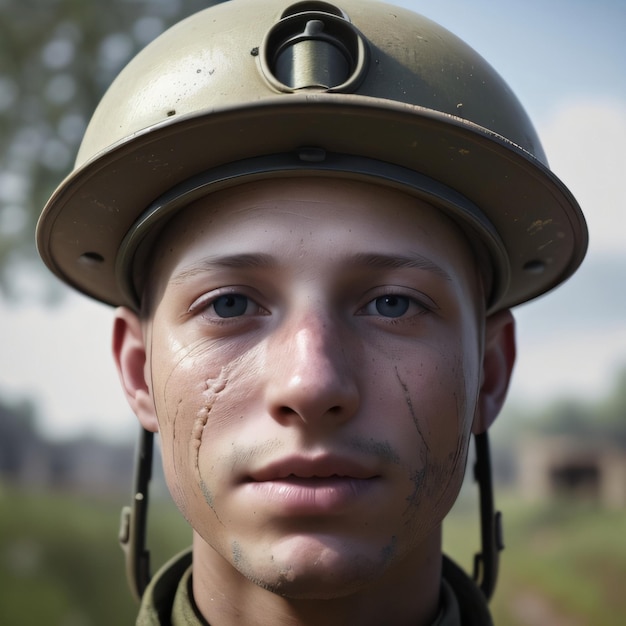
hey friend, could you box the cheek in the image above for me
[377,341,473,437]
[384,339,478,508]
[150,338,260,522]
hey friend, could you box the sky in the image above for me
[2,0,625,442]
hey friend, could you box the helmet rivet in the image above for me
[523,259,546,274]
[79,251,104,266]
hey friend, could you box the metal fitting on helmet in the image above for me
[36,0,587,312]
[259,2,368,91]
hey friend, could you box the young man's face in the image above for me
[118,177,506,598]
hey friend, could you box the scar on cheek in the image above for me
[192,374,229,508]
[191,405,209,453]
[192,375,229,449]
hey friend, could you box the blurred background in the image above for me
[1,0,625,623]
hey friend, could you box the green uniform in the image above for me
[137,551,493,626]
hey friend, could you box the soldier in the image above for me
[37,0,588,624]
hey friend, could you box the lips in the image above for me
[246,455,379,482]
[242,455,381,515]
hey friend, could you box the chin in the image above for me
[239,535,391,599]
[257,566,379,600]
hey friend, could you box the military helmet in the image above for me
[37,0,587,312]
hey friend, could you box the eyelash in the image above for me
[189,287,433,323]
[189,288,268,322]
[357,291,433,320]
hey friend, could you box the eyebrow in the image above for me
[170,253,276,284]
[170,252,451,283]
[351,253,452,281]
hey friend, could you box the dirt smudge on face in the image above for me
[394,366,430,454]
[393,366,431,516]
[344,436,401,466]
[380,535,398,565]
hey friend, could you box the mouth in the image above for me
[242,455,382,514]
[246,455,380,483]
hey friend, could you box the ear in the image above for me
[112,307,159,433]
[472,308,516,435]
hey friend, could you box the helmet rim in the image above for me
[36,94,588,311]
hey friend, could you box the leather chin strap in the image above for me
[473,431,504,600]
[119,427,153,602]
[119,428,503,602]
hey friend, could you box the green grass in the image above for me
[0,483,189,625]
[2,483,624,624]
[444,490,626,625]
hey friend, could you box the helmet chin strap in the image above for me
[119,426,154,602]
[118,427,504,602]
[472,431,504,600]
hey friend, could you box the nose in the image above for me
[264,312,360,429]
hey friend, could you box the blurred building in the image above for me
[518,435,626,508]
[0,400,134,494]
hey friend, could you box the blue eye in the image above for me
[373,295,410,318]
[212,294,251,318]
[359,293,428,319]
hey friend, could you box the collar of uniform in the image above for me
[171,562,207,626]
[432,576,462,626]
[440,556,494,626]
[172,573,463,626]
[136,549,195,626]
[138,550,492,626]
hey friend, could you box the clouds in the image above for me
[3,3,624,440]
[4,99,624,441]
[1,294,131,441]
[538,98,626,257]
[509,98,626,405]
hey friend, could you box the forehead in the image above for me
[158,177,474,257]
[144,176,484,306]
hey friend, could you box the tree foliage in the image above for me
[497,367,626,446]
[0,0,222,300]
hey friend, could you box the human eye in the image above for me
[189,289,266,320]
[358,292,431,319]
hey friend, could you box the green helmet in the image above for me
[37,0,587,312]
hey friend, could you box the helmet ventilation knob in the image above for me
[260,3,368,92]
[274,19,351,89]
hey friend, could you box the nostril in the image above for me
[274,402,347,425]
[277,405,298,417]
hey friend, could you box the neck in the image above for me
[191,531,443,626]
